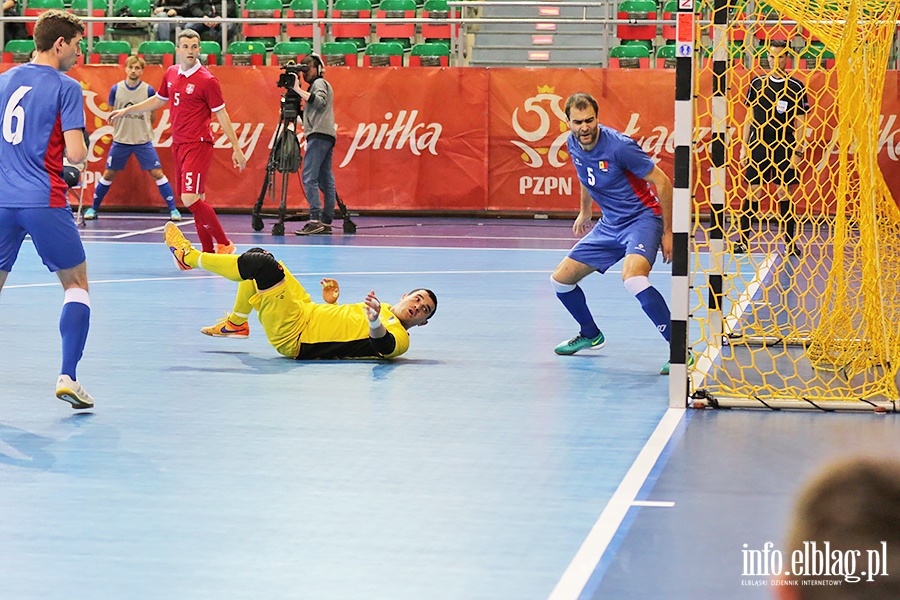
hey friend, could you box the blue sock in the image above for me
[60,295,91,380]
[636,286,671,342]
[556,285,601,339]
[156,177,176,211]
[92,177,111,210]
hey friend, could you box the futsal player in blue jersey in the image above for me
[551,92,678,375]
[0,10,94,409]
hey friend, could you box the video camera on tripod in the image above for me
[251,60,356,236]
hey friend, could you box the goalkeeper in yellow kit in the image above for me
[164,223,437,359]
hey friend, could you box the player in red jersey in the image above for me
[108,29,246,254]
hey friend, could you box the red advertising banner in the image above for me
[2,63,900,214]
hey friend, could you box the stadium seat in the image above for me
[363,41,404,66]
[702,41,746,67]
[270,40,312,65]
[137,40,175,67]
[408,42,449,66]
[200,40,222,65]
[24,0,65,36]
[608,43,650,68]
[421,0,457,45]
[70,0,109,37]
[321,40,359,67]
[333,0,372,50]
[799,43,835,69]
[224,41,268,66]
[753,3,798,43]
[655,43,675,69]
[89,40,132,65]
[2,39,36,64]
[285,0,325,42]
[728,0,748,43]
[242,0,282,49]
[375,0,416,50]
[110,0,153,38]
[616,0,657,46]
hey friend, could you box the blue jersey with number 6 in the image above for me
[0,63,86,208]
[567,126,661,228]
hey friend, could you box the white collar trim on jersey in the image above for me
[178,62,203,78]
[768,74,786,83]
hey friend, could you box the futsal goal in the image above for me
[683,0,900,410]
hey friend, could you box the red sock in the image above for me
[188,203,215,252]
[190,200,229,248]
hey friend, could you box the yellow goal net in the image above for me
[690,0,900,407]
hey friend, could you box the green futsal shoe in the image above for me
[660,353,695,375]
[554,331,606,355]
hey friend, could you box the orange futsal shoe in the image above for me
[201,317,250,338]
[216,240,236,254]
[164,222,194,271]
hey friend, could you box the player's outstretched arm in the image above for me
[109,96,167,123]
[320,278,340,304]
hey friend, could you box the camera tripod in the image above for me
[251,91,356,236]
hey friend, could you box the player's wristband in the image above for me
[368,318,381,329]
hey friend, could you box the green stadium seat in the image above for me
[321,40,359,67]
[333,0,372,49]
[243,0,282,49]
[200,40,222,65]
[375,0,416,50]
[608,43,650,68]
[616,0,657,45]
[70,0,109,37]
[24,0,65,36]
[655,43,676,69]
[110,0,153,38]
[408,42,449,67]
[137,40,176,67]
[285,0,325,41]
[799,44,835,69]
[2,39,36,64]
[89,40,132,65]
[363,41,404,66]
[224,41,268,66]
[270,40,312,65]
[421,0,458,45]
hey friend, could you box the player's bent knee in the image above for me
[237,248,285,289]
[550,275,576,294]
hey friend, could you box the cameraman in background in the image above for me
[290,54,337,236]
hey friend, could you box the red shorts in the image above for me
[173,141,214,196]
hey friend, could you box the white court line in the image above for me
[112,220,195,239]
[631,500,675,508]
[692,252,777,389]
[547,407,686,600]
[2,269,574,290]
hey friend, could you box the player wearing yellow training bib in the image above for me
[163,223,436,360]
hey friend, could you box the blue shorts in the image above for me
[106,141,162,171]
[568,214,663,273]
[0,207,86,272]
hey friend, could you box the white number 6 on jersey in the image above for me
[2,85,33,145]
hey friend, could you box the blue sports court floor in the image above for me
[2,213,899,599]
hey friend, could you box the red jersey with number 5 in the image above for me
[155,63,226,145]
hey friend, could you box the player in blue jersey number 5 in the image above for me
[551,92,678,375]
